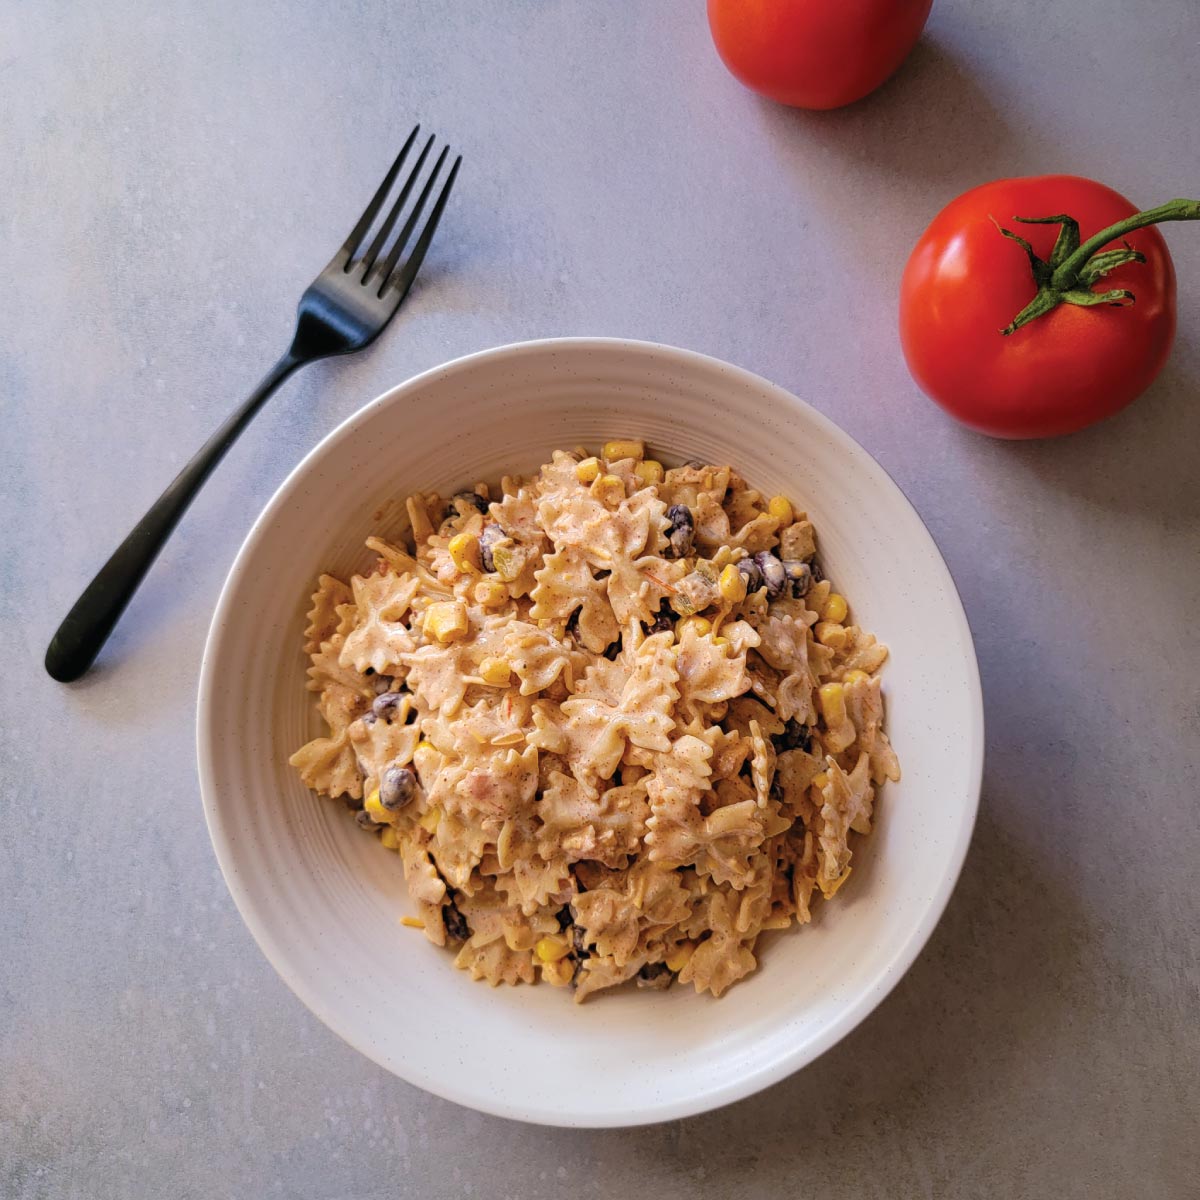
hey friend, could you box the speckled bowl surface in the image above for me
[197,337,983,1127]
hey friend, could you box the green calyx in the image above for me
[995,198,1200,335]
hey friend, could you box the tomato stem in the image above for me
[1051,198,1200,287]
[998,197,1200,335]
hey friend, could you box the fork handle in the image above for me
[45,350,305,682]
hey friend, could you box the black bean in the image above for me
[810,558,825,585]
[781,559,813,598]
[379,766,417,810]
[646,603,674,636]
[753,551,787,598]
[636,962,674,989]
[571,925,590,959]
[372,691,405,719]
[664,504,695,559]
[736,557,762,592]
[442,900,470,942]
[479,523,505,573]
[444,492,489,522]
[772,718,813,754]
[355,809,383,832]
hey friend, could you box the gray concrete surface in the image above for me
[2,2,1197,1197]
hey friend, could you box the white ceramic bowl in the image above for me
[197,338,982,1127]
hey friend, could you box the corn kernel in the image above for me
[813,771,830,790]
[591,473,625,505]
[575,456,602,484]
[364,789,392,824]
[819,682,846,727]
[535,936,570,963]
[814,621,847,649]
[678,615,712,638]
[447,532,480,573]
[400,916,425,928]
[380,826,400,851]
[423,600,469,643]
[768,495,793,526]
[712,635,729,646]
[719,563,747,605]
[479,656,511,686]
[634,459,665,488]
[822,592,848,624]
[665,942,695,973]
[602,439,645,462]
[845,669,870,684]
[474,579,508,608]
[416,739,435,754]
[418,805,442,833]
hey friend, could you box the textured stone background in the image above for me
[2,2,1197,1197]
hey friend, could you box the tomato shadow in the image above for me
[755,37,1013,186]
[742,36,1017,284]
[969,343,1200,525]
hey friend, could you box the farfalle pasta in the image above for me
[289,442,900,1000]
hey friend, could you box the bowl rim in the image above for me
[196,335,984,1127]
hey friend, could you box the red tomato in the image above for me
[707,0,933,111]
[900,176,1180,439]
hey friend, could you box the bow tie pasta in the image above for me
[290,443,899,1001]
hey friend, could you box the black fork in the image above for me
[45,126,461,683]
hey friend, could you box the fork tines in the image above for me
[340,125,462,299]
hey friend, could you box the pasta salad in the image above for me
[289,441,900,1001]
